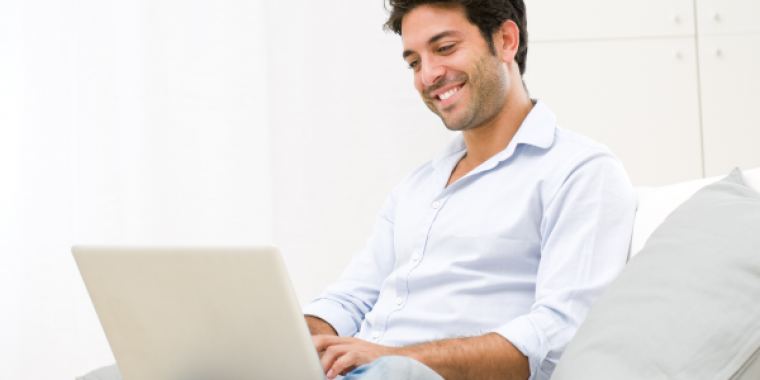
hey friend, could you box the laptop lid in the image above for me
[73,245,325,380]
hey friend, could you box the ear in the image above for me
[493,19,520,65]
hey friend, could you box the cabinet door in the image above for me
[696,0,760,35]
[698,34,760,176]
[525,0,694,41]
[524,38,703,186]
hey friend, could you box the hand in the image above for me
[312,335,401,379]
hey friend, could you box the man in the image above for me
[79,1,635,379]
[304,1,636,380]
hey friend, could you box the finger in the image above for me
[312,335,337,352]
[320,344,352,373]
[313,335,357,352]
[331,351,364,378]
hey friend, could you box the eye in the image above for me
[408,60,419,70]
[438,44,455,53]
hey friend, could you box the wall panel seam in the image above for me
[693,0,707,178]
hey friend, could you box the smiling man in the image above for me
[303,1,637,380]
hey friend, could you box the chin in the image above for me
[441,112,477,132]
[442,120,468,132]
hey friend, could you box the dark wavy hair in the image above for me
[383,0,528,75]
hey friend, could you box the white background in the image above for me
[0,0,758,378]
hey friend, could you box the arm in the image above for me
[493,152,637,377]
[302,189,399,337]
[313,333,528,380]
[403,333,528,380]
[306,315,338,336]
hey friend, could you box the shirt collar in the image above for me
[432,99,556,169]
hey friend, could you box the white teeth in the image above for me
[438,86,460,100]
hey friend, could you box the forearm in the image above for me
[399,332,529,380]
[305,315,338,336]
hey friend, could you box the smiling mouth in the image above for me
[438,85,463,100]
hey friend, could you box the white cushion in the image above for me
[631,166,760,258]
[746,166,760,190]
[553,168,760,380]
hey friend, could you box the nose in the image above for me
[421,56,445,87]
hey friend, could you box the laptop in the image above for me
[73,245,326,380]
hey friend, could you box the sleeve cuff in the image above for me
[494,315,546,380]
[303,299,360,337]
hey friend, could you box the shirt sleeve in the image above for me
[494,151,637,380]
[302,187,399,337]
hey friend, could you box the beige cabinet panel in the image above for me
[524,38,703,186]
[696,0,760,36]
[525,0,694,41]
[698,34,760,176]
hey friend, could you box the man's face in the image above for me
[402,5,509,131]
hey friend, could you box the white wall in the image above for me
[1,0,274,377]
[1,0,758,379]
[524,0,760,185]
[695,0,760,176]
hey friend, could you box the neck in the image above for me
[460,79,533,166]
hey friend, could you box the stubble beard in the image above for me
[426,55,509,132]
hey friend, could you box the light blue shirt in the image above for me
[303,101,637,380]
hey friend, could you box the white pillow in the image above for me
[553,168,760,380]
[746,166,760,190]
[630,166,760,258]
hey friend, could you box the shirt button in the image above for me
[396,297,403,305]
[432,202,440,209]
[372,331,380,338]
[412,254,420,261]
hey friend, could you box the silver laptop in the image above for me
[73,245,326,380]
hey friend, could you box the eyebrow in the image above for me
[402,30,460,59]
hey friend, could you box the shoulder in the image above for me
[374,159,437,222]
[543,126,633,198]
[394,159,435,194]
[547,126,624,171]
[551,126,614,160]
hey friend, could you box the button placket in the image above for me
[387,191,453,340]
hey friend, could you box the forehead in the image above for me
[401,5,479,50]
